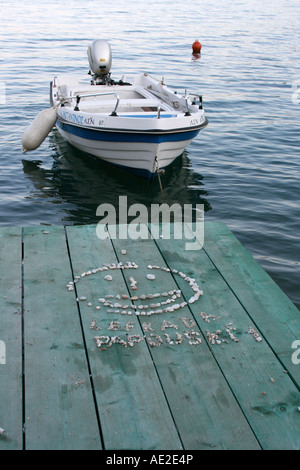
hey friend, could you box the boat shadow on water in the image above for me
[21,129,211,226]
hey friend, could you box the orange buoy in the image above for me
[192,40,202,54]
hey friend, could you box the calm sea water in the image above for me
[0,0,299,309]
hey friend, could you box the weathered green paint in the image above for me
[0,227,22,450]
[110,224,259,449]
[150,222,300,450]
[65,224,183,450]
[0,222,299,450]
[23,226,101,450]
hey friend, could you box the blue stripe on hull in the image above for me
[56,120,200,143]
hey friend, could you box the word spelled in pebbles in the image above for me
[130,276,138,290]
[199,312,221,323]
[206,330,222,345]
[125,321,135,331]
[66,281,74,291]
[128,335,143,347]
[142,322,154,332]
[225,323,239,342]
[108,321,121,331]
[94,317,204,351]
[184,330,202,345]
[94,335,128,349]
[161,320,178,331]
[95,334,143,349]
[205,323,244,346]
[147,334,164,348]
[89,320,101,330]
[181,317,196,328]
[247,326,263,342]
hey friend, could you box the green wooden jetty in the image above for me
[0,221,300,450]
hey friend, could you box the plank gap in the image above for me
[149,224,262,448]
[201,241,300,394]
[21,227,25,450]
[108,224,185,449]
[64,226,105,449]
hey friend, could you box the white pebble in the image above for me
[147,274,156,280]
[104,275,112,281]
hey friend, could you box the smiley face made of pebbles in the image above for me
[66,258,204,349]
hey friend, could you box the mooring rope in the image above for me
[155,157,166,204]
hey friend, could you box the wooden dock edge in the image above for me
[0,222,299,450]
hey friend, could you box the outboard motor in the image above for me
[87,40,112,84]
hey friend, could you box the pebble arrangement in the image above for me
[65,260,205,349]
[66,261,203,317]
[66,258,263,350]
[91,318,202,349]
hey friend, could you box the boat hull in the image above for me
[56,118,206,180]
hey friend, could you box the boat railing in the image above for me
[71,91,120,116]
[182,91,203,115]
[62,92,167,119]
[186,93,203,110]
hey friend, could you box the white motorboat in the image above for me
[26,40,208,181]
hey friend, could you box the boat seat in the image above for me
[77,99,167,113]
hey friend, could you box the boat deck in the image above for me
[1,222,300,450]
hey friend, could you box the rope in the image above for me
[155,157,166,204]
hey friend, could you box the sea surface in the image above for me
[0,0,299,309]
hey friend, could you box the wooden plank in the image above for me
[202,221,300,386]
[65,224,183,450]
[150,222,300,450]
[0,227,22,450]
[109,224,260,450]
[23,226,101,450]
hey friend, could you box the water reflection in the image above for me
[191,52,201,61]
[22,129,211,225]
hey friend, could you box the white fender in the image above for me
[22,105,59,152]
